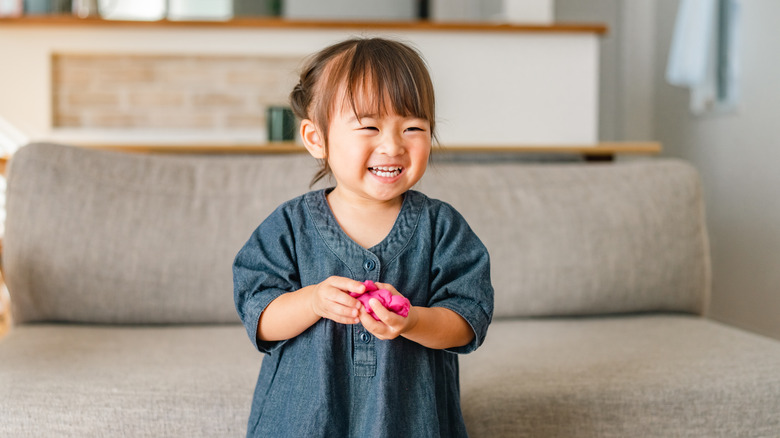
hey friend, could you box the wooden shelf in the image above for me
[435,142,661,156]
[0,16,607,34]
[73,142,660,158]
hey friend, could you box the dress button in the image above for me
[359,332,371,343]
[363,259,376,271]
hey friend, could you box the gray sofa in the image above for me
[1,142,778,437]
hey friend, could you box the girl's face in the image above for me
[319,96,432,206]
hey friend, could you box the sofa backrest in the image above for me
[4,143,316,324]
[418,158,711,318]
[3,143,710,324]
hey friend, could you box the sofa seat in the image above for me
[4,316,779,437]
[0,324,258,436]
[460,314,780,437]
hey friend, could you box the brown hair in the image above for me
[289,37,436,186]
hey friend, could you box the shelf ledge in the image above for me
[71,142,660,156]
[0,16,607,34]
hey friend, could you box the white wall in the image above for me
[556,0,620,140]
[560,0,780,341]
[556,0,656,142]
[652,0,780,340]
[0,24,599,147]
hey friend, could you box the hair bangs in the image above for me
[341,42,435,129]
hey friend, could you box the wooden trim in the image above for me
[437,142,661,155]
[77,143,307,155]
[74,142,660,156]
[0,16,607,34]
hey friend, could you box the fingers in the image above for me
[323,298,360,325]
[358,304,397,340]
[359,298,407,340]
[368,298,394,322]
[326,276,367,295]
[325,285,360,308]
[310,276,364,325]
[326,300,360,325]
[358,307,382,331]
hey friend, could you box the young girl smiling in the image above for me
[234,37,494,437]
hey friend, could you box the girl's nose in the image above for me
[378,132,404,156]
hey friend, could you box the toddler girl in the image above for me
[233,37,494,437]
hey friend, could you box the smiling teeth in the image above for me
[369,166,402,177]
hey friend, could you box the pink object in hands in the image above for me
[350,280,411,321]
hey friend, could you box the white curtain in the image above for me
[666,0,740,114]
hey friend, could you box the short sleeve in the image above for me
[427,202,494,354]
[233,205,301,354]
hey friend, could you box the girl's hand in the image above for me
[309,276,365,325]
[358,282,419,340]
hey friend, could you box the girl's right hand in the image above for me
[308,276,366,325]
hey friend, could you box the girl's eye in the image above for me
[361,126,379,131]
[405,127,424,132]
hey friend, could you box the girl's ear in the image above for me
[300,119,326,159]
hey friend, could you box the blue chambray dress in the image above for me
[233,189,494,437]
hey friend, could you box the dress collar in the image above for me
[304,189,425,273]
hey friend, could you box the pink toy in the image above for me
[350,280,411,321]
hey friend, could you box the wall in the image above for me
[556,0,656,142]
[0,24,600,147]
[652,0,780,340]
[558,0,780,340]
[52,54,300,130]
[555,0,620,141]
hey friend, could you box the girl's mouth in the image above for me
[368,166,403,178]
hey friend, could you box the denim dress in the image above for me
[233,189,494,437]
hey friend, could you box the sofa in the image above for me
[1,142,779,437]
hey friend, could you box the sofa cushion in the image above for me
[3,143,315,324]
[459,315,780,437]
[0,324,258,436]
[418,159,711,317]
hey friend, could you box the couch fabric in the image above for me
[4,143,710,323]
[1,143,779,437]
[0,325,256,436]
[4,144,317,324]
[460,315,780,437]
[417,160,711,317]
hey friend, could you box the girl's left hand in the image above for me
[358,282,419,340]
